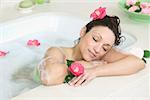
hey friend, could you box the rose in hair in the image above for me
[90,7,106,20]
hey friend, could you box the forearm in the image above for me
[40,63,68,86]
[94,55,145,77]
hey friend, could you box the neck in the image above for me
[71,44,83,61]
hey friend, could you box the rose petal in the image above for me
[128,6,140,12]
[140,2,150,9]
[126,0,138,6]
[27,40,32,45]
[0,51,9,57]
[141,8,150,14]
[27,39,40,46]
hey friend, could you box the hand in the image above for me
[68,68,97,87]
[78,60,108,69]
[90,60,108,66]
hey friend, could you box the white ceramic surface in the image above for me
[0,11,148,100]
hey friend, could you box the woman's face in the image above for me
[79,26,115,61]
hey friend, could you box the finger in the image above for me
[68,77,77,85]
[102,60,107,64]
[81,78,91,86]
[92,61,102,65]
[69,74,83,86]
[104,61,107,64]
[68,77,76,83]
[74,74,88,86]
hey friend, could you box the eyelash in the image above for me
[93,36,109,52]
[103,47,107,51]
[93,37,97,42]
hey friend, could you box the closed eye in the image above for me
[103,46,109,52]
[103,47,107,51]
[103,43,112,51]
[93,37,98,42]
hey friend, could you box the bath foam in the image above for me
[0,30,76,100]
[0,41,40,99]
[0,12,138,100]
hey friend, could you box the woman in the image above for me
[33,7,145,87]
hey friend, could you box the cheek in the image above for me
[79,37,93,60]
[97,51,108,59]
[80,36,93,48]
[98,52,106,58]
[84,36,94,47]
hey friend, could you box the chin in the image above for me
[83,55,93,61]
[84,58,91,61]
[82,50,95,61]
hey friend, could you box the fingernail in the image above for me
[69,82,72,85]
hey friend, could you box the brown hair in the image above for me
[85,15,123,46]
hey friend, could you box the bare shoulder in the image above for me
[45,47,61,55]
[102,48,129,63]
[44,47,64,62]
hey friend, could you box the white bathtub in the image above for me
[0,12,148,100]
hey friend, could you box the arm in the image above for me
[69,48,145,86]
[94,54,145,77]
[94,48,145,76]
[38,47,68,86]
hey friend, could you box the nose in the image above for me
[93,43,102,54]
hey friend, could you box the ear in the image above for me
[80,27,87,37]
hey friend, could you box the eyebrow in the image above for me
[94,33,112,47]
[93,32,102,40]
[103,44,111,47]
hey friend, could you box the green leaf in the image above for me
[144,50,150,58]
[124,4,131,9]
[63,74,75,83]
[135,8,141,12]
[68,71,75,77]
[64,59,75,83]
[135,1,140,6]
[66,59,74,67]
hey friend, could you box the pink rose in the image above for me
[126,0,138,6]
[0,51,9,57]
[140,2,150,14]
[90,7,106,20]
[141,8,150,14]
[140,2,150,9]
[27,39,40,46]
[68,62,84,76]
[128,5,140,12]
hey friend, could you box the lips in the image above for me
[88,49,96,58]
